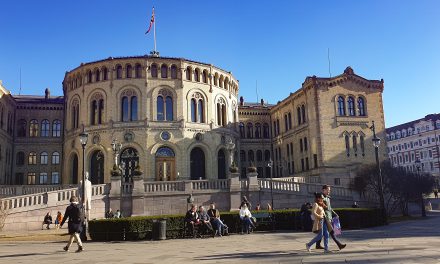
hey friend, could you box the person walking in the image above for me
[60,196,84,253]
[316,185,347,250]
[305,193,329,253]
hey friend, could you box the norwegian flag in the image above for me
[145,8,155,34]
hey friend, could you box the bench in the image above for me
[253,212,275,231]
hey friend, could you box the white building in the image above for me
[386,114,440,177]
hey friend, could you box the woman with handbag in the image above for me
[305,193,330,253]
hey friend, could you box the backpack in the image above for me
[71,204,85,224]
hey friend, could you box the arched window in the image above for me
[126,64,132,78]
[218,149,226,179]
[52,120,61,137]
[239,123,245,138]
[197,100,204,123]
[161,64,168,78]
[216,98,227,126]
[71,100,79,129]
[28,152,37,165]
[116,65,123,79]
[170,65,178,79]
[41,119,50,137]
[194,69,200,82]
[190,147,205,180]
[255,123,261,138]
[52,152,60,164]
[347,96,355,116]
[284,114,288,131]
[40,152,48,165]
[240,150,246,162]
[29,120,39,137]
[131,96,138,121]
[121,96,129,122]
[247,123,253,138]
[157,90,174,121]
[358,97,366,116]
[202,70,208,83]
[103,67,108,80]
[120,148,139,183]
[95,69,100,82]
[87,70,92,83]
[248,150,254,162]
[263,123,270,138]
[98,99,104,124]
[157,96,164,121]
[186,67,191,80]
[264,150,271,161]
[360,135,365,156]
[345,135,350,156]
[90,150,104,184]
[219,75,224,88]
[91,100,98,125]
[256,150,263,161]
[151,64,158,78]
[288,112,292,129]
[301,105,306,123]
[352,135,358,155]
[214,73,218,86]
[297,107,302,125]
[190,98,197,122]
[17,119,26,137]
[337,96,346,116]
[224,78,229,90]
[16,152,25,166]
[135,64,142,78]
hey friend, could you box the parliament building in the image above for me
[0,55,387,188]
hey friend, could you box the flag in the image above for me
[145,7,155,34]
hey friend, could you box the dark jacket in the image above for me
[44,215,52,224]
[185,210,198,223]
[207,208,220,219]
[197,211,210,222]
[60,203,84,234]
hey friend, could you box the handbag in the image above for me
[332,217,342,236]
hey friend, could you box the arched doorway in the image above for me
[70,154,78,184]
[120,148,139,183]
[90,150,104,184]
[190,147,205,180]
[155,147,176,181]
[218,149,226,179]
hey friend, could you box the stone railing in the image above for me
[240,179,249,190]
[1,193,46,210]
[142,179,230,194]
[0,184,74,197]
[122,183,133,195]
[144,181,185,193]
[192,179,229,191]
[259,179,301,193]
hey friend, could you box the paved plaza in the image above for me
[0,211,439,264]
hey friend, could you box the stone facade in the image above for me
[0,81,15,184]
[386,113,440,178]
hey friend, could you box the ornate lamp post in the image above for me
[267,159,274,209]
[111,139,123,213]
[370,121,387,224]
[415,158,426,217]
[78,130,88,238]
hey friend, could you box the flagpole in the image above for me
[153,7,157,53]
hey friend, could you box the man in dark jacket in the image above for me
[60,196,84,252]
[197,206,214,236]
[185,204,199,237]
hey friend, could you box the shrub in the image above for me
[88,208,385,241]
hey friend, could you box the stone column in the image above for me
[109,175,121,212]
[131,175,145,216]
[229,172,241,211]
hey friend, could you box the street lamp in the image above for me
[111,139,123,213]
[267,159,274,209]
[415,158,426,217]
[370,121,387,224]
[78,130,88,238]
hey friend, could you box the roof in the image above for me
[386,113,440,134]
[239,102,273,109]
[13,95,64,104]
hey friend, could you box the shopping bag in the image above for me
[332,217,342,236]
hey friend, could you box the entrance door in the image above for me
[155,157,176,181]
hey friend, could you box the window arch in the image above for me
[239,123,245,138]
[224,78,229,90]
[247,123,254,138]
[347,96,355,116]
[345,134,350,156]
[202,70,208,83]
[256,150,263,161]
[360,134,365,156]
[126,64,132,78]
[216,98,227,126]
[95,68,100,82]
[116,65,123,79]
[52,120,61,137]
[190,147,205,180]
[151,64,158,78]
[194,68,200,82]
[41,119,50,137]
[16,152,25,166]
[87,70,92,83]
[301,105,306,123]
[219,75,224,88]
[90,93,104,125]
[263,123,270,138]
[161,64,168,78]
[190,98,197,122]
[297,107,302,125]
[40,152,48,165]
[248,150,254,162]
[120,90,138,122]
[337,96,346,116]
[157,89,174,121]
[357,97,366,116]
[121,96,129,121]
[352,134,358,155]
[264,150,271,161]
[102,67,108,80]
[135,64,142,78]
[17,119,26,137]
[186,67,191,80]
[288,112,292,129]
[190,92,205,123]
[71,99,80,129]
[28,152,37,165]
[170,65,178,79]
[214,73,219,86]
[255,123,261,138]
[29,120,39,137]
[52,151,60,164]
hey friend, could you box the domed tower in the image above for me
[62,56,239,184]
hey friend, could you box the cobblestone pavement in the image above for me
[0,211,439,264]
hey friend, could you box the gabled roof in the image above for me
[386,113,440,134]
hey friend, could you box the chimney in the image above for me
[45,88,50,99]
[240,96,244,106]
[260,99,264,105]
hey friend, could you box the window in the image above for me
[284,114,288,132]
[297,107,302,125]
[288,112,292,129]
[17,119,26,137]
[52,120,61,137]
[126,64,132,78]
[186,67,191,80]
[116,65,122,79]
[190,93,204,123]
[40,119,50,137]
[256,150,262,161]
[334,178,341,186]
[264,150,271,161]
[301,105,306,123]
[121,96,129,121]
[157,89,174,121]
[51,172,60,184]
[16,152,25,166]
[314,154,318,168]
[248,150,254,162]
[135,64,142,78]
[345,135,350,156]
[239,123,245,138]
[151,64,158,78]
[131,96,138,121]
[214,73,218,86]
[352,135,357,155]
[71,100,80,129]
[255,123,261,138]
[27,172,36,185]
[40,152,48,165]
[194,69,200,82]
[87,70,92,83]
[39,173,48,184]
[347,97,355,116]
[52,152,60,164]
[29,120,39,137]
[28,152,37,165]
[95,69,100,82]
[337,96,346,116]
[202,70,208,83]
[304,137,308,151]
[103,67,108,80]
[171,65,178,79]
[240,150,246,162]
[305,157,309,170]
[360,135,365,156]
[190,99,197,122]
[216,98,227,126]
[301,158,305,172]
[358,97,366,116]
[247,123,253,138]
[299,138,303,152]
[263,123,270,138]
[161,64,168,78]
[121,91,138,122]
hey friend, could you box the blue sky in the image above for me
[1,0,439,127]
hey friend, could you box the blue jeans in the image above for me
[211,218,227,234]
[307,220,329,250]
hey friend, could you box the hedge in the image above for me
[88,208,385,241]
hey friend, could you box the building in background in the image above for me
[386,114,440,179]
